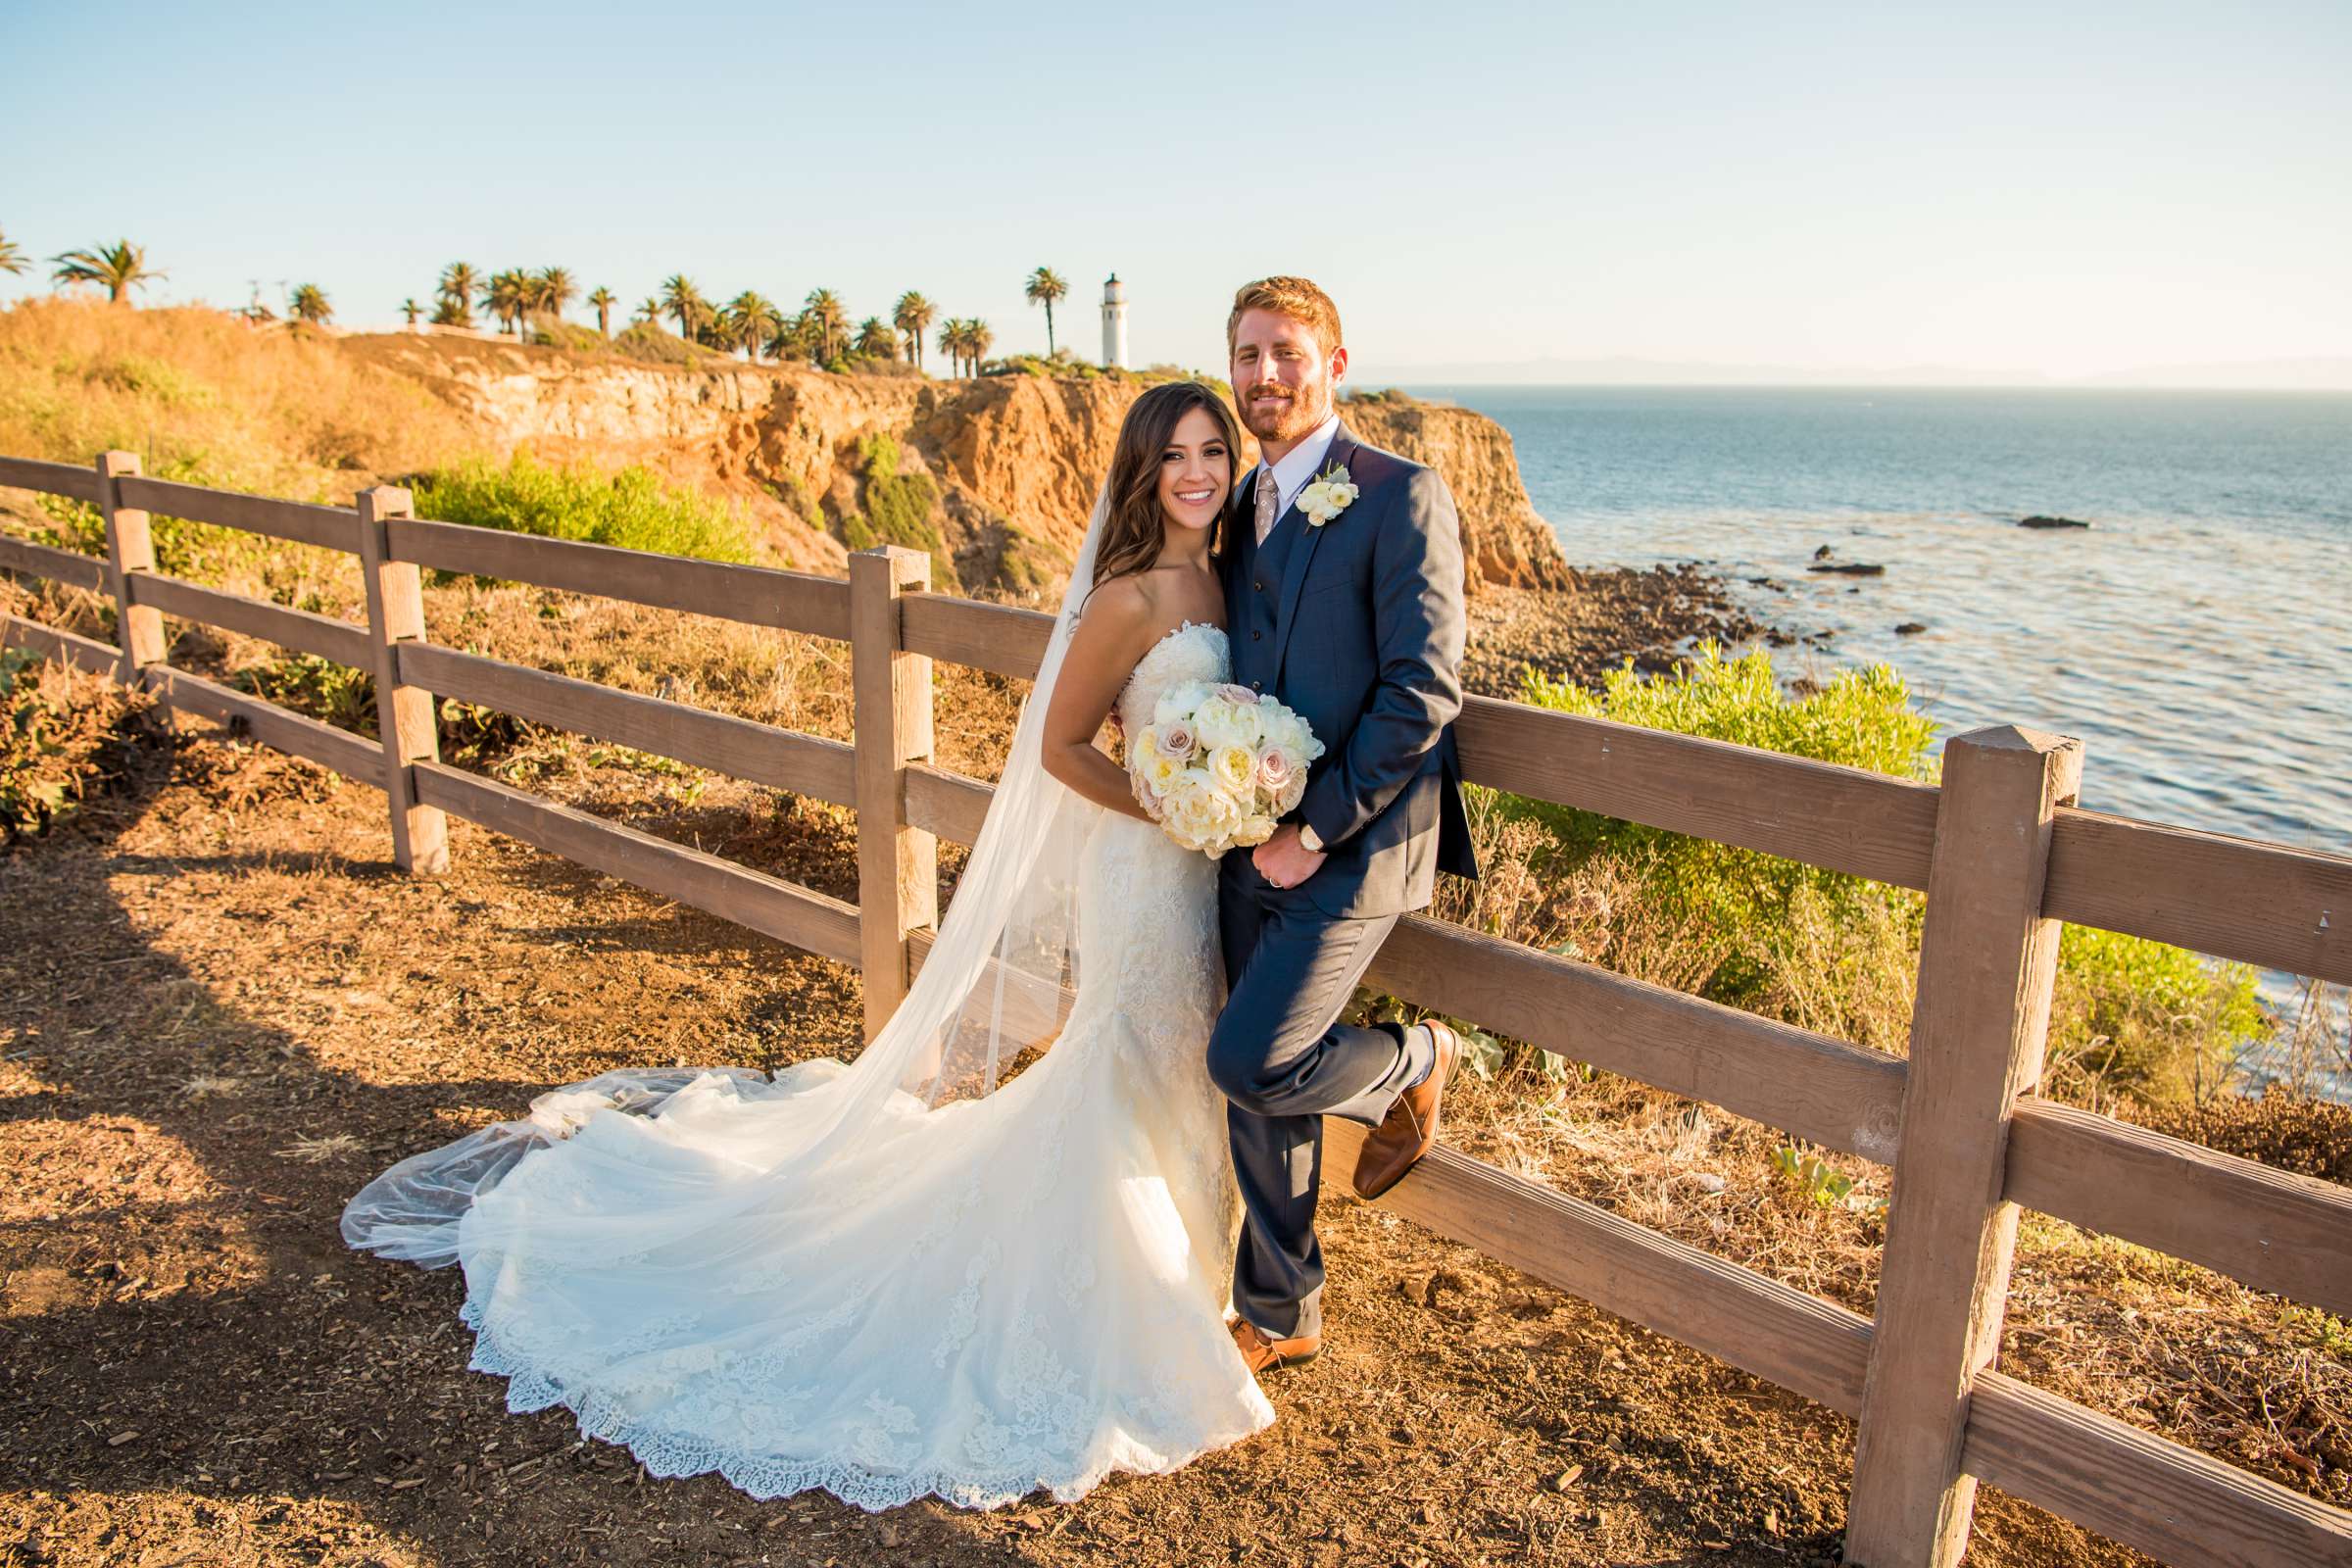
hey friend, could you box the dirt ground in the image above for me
[0,676,2181,1568]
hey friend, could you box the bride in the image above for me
[342,381,1275,1510]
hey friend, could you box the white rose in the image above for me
[1154,680,1210,726]
[1275,770,1307,814]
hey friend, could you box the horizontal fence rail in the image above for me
[2005,1100,2352,1317]
[411,761,862,966]
[130,573,374,667]
[2,612,120,676]
[2046,808,2352,987]
[386,515,853,637]
[0,534,109,593]
[0,455,102,503]
[116,475,361,555]
[6,452,2350,1568]
[141,663,385,781]
[397,642,858,806]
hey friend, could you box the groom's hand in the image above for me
[1251,824,1327,890]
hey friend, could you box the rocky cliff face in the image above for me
[341,333,1574,599]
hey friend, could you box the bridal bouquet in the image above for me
[1127,681,1324,858]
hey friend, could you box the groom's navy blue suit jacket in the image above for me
[1221,422,1477,918]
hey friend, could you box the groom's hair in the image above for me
[1227,276,1343,356]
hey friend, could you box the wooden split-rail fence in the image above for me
[2,451,2348,1568]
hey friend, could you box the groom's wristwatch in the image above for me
[1298,823,1324,855]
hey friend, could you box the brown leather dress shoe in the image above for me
[1229,1316,1320,1375]
[1351,1019,1459,1200]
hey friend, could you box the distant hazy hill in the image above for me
[1375,355,2352,391]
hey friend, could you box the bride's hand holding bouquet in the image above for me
[1127,681,1324,858]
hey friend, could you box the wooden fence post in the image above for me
[1844,725,2084,1567]
[850,545,937,1041]
[94,451,163,685]
[357,486,448,874]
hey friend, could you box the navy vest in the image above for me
[1231,476,1306,696]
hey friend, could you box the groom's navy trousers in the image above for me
[1211,865,1422,1339]
[1213,427,1476,1342]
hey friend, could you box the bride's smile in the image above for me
[1157,407,1233,531]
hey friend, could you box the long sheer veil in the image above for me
[342,487,1117,1266]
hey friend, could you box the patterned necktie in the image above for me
[1253,466,1279,548]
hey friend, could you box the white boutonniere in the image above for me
[1296,462,1358,527]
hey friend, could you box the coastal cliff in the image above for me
[341,333,1575,598]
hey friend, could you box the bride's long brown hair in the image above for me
[1089,381,1244,595]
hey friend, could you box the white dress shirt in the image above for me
[1252,412,1343,526]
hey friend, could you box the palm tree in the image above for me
[437,263,480,327]
[632,296,663,327]
[289,283,332,326]
[937,318,967,377]
[1023,267,1068,357]
[400,297,422,328]
[855,317,899,361]
[0,228,26,276]
[50,239,165,304]
[766,311,821,365]
[587,286,616,337]
[966,318,995,374]
[893,290,936,370]
[660,274,710,341]
[482,270,531,336]
[535,267,576,322]
[725,291,779,363]
[802,288,849,365]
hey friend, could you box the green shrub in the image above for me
[1505,643,2263,1102]
[851,435,953,586]
[408,453,752,564]
[1516,645,1936,946]
[2049,923,2264,1103]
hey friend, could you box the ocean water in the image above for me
[1407,385,2351,1081]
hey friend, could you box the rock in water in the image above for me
[1895,621,1928,635]
[1806,562,1886,576]
[1813,544,1836,560]
[2019,514,2091,529]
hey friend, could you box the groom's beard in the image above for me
[1241,383,1330,445]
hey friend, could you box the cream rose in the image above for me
[1275,770,1308,815]
[1211,744,1256,794]
[1157,718,1198,760]
[1229,813,1277,849]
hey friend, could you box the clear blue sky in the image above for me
[4,1,2346,380]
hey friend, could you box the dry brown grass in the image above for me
[0,298,479,497]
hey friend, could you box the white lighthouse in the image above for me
[1101,273,1129,370]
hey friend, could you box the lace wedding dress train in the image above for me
[343,622,1272,1510]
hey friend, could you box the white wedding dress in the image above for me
[343,621,1274,1510]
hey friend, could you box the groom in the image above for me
[1208,276,1478,1375]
